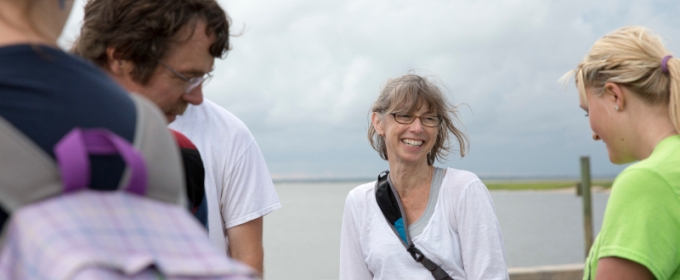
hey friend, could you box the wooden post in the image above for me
[580,156,594,258]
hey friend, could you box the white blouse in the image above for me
[339,167,509,280]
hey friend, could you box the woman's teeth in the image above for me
[402,139,423,147]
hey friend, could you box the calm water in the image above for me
[263,182,608,280]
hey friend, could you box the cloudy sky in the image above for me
[59,0,680,180]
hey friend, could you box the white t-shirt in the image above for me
[339,167,508,280]
[169,99,281,253]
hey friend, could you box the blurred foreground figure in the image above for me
[564,26,680,280]
[73,0,280,274]
[339,73,509,280]
[0,0,257,278]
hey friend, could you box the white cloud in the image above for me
[59,0,680,179]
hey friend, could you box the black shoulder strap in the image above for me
[375,171,454,280]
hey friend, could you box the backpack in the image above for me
[0,95,256,279]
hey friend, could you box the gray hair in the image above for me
[368,73,469,165]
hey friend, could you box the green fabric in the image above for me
[584,135,680,280]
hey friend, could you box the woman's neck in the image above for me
[626,102,678,161]
[0,3,58,47]
[388,160,433,197]
[0,30,54,47]
[631,118,677,160]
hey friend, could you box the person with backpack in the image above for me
[339,73,509,280]
[72,1,281,274]
[0,0,256,278]
[0,0,145,230]
[563,26,680,280]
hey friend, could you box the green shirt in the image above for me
[584,135,680,280]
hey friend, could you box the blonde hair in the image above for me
[368,73,469,165]
[563,26,680,131]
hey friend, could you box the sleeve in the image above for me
[455,180,509,280]
[595,169,680,280]
[220,140,281,229]
[339,193,373,280]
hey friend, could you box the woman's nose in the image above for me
[409,118,424,133]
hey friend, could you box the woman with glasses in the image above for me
[564,26,680,280]
[339,73,509,280]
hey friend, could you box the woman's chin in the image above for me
[392,153,428,166]
[606,148,621,164]
[607,150,635,165]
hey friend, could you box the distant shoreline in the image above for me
[272,175,617,184]
[272,178,375,184]
[273,178,615,192]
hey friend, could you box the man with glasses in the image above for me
[73,0,280,275]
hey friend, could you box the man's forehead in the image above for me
[162,20,217,73]
[173,18,210,41]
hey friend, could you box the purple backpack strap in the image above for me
[53,128,147,195]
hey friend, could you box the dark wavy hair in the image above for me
[72,0,231,84]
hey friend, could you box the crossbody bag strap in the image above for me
[374,171,454,280]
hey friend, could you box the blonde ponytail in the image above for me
[667,58,680,132]
[565,26,678,133]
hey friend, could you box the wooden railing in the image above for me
[509,263,583,280]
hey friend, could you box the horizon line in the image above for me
[272,174,619,184]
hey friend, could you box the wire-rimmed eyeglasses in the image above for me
[158,61,213,94]
[391,113,442,127]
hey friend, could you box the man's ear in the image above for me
[603,82,626,111]
[371,112,384,135]
[105,47,132,77]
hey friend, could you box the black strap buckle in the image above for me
[407,245,424,262]
[377,170,389,182]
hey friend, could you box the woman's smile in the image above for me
[401,138,424,147]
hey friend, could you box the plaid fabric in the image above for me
[0,191,258,280]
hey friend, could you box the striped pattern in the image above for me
[0,191,257,280]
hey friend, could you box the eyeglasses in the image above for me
[391,113,442,127]
[158,61,213,94]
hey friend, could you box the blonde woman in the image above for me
[564,26,680,280]
[339,74,508,280]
